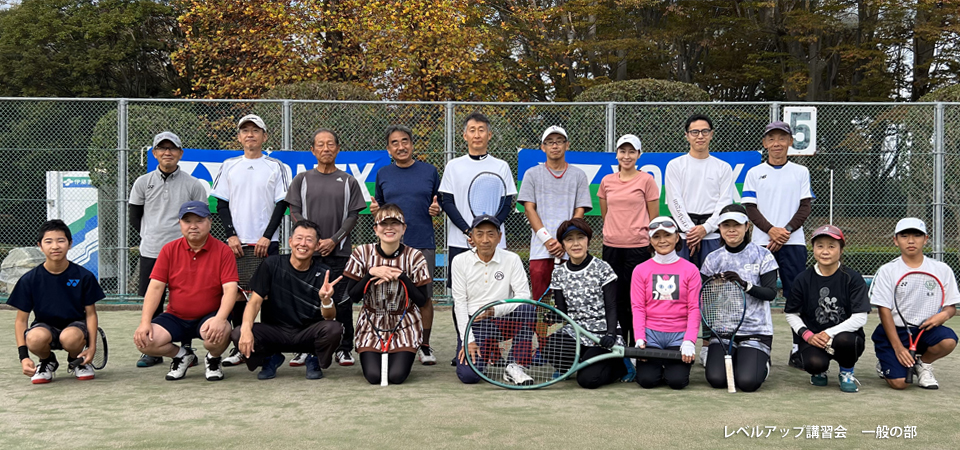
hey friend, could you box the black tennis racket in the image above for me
[363,278,411,386]
[700,277,747,393]
[237,245,266,300]
[467,171,506,218]
[68,327,108,371]
[892,271,945,384]
[464,299,681,389]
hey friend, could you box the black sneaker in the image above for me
[305,354,324,380]
[788,350,803,370]
[165,348,197,381]
[137,354,163,368]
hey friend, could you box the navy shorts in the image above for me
[872,323,958,379]
[26,321,88,350]
[153,312,221,343]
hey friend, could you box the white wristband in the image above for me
[320,299,335,309]
[536,227,553,244]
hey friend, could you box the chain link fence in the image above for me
[0,99,955,303]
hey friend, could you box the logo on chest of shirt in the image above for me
[741,263,761,274]
[494,271,504,281]
[336,177,343,182]
[66,279,79,287]
[146,184,155,190]
[652,274,679,300]
[759,174,768,180]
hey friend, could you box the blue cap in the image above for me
[471,214,501,229]
[178,201,211,219]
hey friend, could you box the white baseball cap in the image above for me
[237,114,267,132]
[895,217,927,235]
[540,125,567,143]
[152,131,182,149]
[615,134,642,153]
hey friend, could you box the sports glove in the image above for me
[722,271,748,289]
[634,339,645,348]
[599,334,617,349]
[680,340,696,358]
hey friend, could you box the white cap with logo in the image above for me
[540,125,567,143]
[237,114,267,132]
[615,134,642,153]
[894,217,927,235]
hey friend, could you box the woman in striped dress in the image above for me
[343,204,431,384]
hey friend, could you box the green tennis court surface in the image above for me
[1,309,957,449]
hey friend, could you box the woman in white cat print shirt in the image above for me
[630,216,701,389]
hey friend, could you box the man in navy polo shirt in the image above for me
[369,124,441,365]
[133,201,239,381]
[11,220,105,384]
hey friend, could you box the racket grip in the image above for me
[905,350,916,384]
[380,352,389,387]
[724,355,736,393]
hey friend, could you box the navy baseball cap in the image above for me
[471,214,501,229]
[178,201,211,219]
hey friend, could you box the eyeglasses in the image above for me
[686,128,713,137]
[543,139,567,147]
[154,147,180,153]
[649,220,677,231]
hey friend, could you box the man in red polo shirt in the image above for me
[133,201,239,381]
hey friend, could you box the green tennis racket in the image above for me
[464,299,681,390]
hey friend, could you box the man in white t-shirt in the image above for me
[741,121,814,368]
[869,218,958,390]
[210,114,291,366]
[452,215,534,385]
[518,125,592,302]
[665,114,734,268]
[439,112,517,364]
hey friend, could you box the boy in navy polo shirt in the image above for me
[11,220,105,384]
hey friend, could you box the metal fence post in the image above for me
[117,99,129,300]
[444,102,454,296]
[281,100,293,253]
[933,102,945,261]
[606,103,615,151]
[770,102,780,123]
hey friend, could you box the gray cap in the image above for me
[763,121,792,137]
[237,114,267,132]
[152,131,182,149]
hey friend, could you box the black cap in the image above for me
[471,214,501,229]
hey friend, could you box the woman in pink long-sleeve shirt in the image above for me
[631,216,701,389]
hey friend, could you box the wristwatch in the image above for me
[785,225,795,233]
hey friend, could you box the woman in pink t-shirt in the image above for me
[598,134,661,347]
[630,216,701,389]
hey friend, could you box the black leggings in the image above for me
[541,333,626,389]
[799,331,865,374]
[636,346,693,390]
[602,245,650,346]
[359,351,416,385]
[705,337,771,393]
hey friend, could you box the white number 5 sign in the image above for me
[784,107,817,155]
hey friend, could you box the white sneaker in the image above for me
[31,358,59,384]
[335,350,355,366]
[417,345,437,365]
[165,349,197,381]
[221,347,244,367]
[205,353,224,381]
[699,346,709,367]
[916,361,938,389]
[876,360,885,379]
[503,362,534,386]
[74,363,95,381]
[289,353,308,367]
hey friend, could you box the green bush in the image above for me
[574,79,711,103]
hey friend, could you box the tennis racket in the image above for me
[237,245,266,300]
[700,277,747,393]
[464,299,681,389]
[892,271,945,384]
[363,278,411,386]
[68,327,108,371]
[467,171,506,218]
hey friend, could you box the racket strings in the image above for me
[894,274,944,326]
[701,282,746,336]
[237,247,265,291]
[468,173,506,216]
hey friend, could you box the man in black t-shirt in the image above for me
[784,225,870,393]
[229,220,344,380]
[11,220,105,384]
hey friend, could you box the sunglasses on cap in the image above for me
[649,220,677,231]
